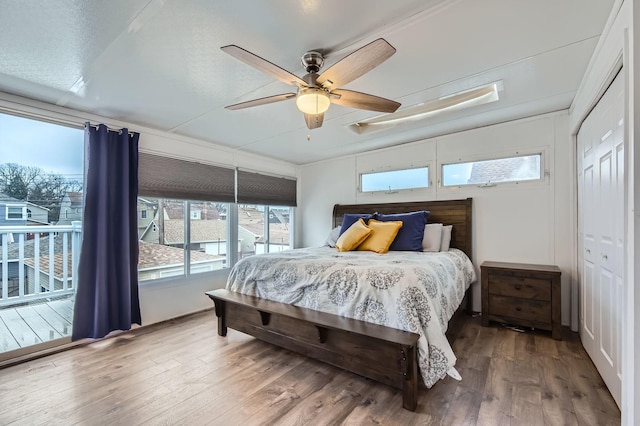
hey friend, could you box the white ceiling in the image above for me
[0,0,614,165]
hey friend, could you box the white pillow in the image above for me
[325,226,341,247]
[440,225,453,251]
[422,223,443,252]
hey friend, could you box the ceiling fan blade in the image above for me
[225,93,296,110]
[221,45,307,87]
[304,113,324,129]
[330,89,400,113]
[316,39,396,89]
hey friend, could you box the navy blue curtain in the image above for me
[72,123,141,340]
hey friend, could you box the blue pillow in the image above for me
[339,213,375,236]
[376,211,429,251]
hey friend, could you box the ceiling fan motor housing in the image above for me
[301,51,324,74]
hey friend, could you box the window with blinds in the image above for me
[137,154,296,281]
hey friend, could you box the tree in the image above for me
[0,163,83,223]
[0,163,39,199]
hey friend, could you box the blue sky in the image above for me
[362,164,473,191]
[442,163,473,186]
[0,112,84,178]
[361,167,428,191]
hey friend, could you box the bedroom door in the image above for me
[577,70,624,407]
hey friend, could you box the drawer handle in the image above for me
[514,285,522,291]
[515,307,522,312]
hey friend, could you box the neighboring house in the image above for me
[138,198,160,243]
[138,241,224,280]
[0,235,72,298]
[24,252,73,295]
[0,193,50,228]
[163,219,232,256]
[27,240,227,284]
[467,156,540,184]
[57,192,83,225]
[238,206,290,255]
[0,194,52,296]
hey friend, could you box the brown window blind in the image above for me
[138,153,235,202]
[236,170,297,207]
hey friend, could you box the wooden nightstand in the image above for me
[481,261,562,340]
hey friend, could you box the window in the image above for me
[137,154,296,281]
[140,210,147,219]
[442,153,542,187]
[238,205,292,257]
[137,198,230,282]
[360,167,429,192]
[6,205,24,220]
[0,111,84,355]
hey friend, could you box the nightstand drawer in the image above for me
[488,295,551,322]
[487,275,551,301]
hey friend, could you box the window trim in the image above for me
[358,165,431,194]
[6,204,25,220]
[439,151,546,189]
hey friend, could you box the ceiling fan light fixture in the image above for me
[296,88,331,115]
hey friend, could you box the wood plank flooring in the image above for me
[0,310,620,425]
[0,297,73,353]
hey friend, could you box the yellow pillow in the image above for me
[357,219,403,254]
[335,218,372,252]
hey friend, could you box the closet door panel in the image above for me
[576,70,623,407]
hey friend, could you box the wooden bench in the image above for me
[206,289,421,411]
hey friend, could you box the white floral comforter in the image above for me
[227,246,477,387]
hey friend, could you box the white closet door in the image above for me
[577,71,624,407]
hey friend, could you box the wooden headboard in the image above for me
[333,198,473,260]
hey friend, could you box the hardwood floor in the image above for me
[0,310,620,425]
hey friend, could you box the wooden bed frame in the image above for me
[206,198,473,411]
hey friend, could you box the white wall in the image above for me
[298,111,573,323]
[139,270,228,325]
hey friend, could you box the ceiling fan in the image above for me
[221,38,401,129]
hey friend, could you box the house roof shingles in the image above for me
[467,156,539,184]
[163,219,227,244]
[20,241,222,278]
[138,240,221,269]
[65,192,83,206]
[0,235,71,260]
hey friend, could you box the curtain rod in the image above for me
[0,104,137,135]
[86,122,137,136]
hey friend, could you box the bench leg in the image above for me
[402,345,418,411]
[213,299,227,336]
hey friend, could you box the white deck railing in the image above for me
[0,222,81,307]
